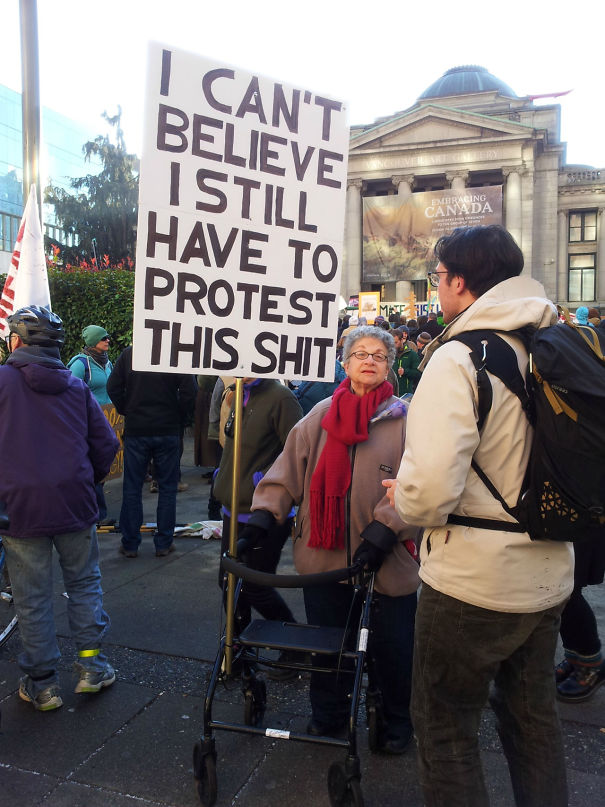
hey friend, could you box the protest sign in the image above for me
[101,404,124,481]
[133,44,349,381]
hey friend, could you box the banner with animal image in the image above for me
[362,186,502,282]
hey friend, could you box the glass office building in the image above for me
[0,84,101,270]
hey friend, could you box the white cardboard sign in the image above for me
[133,43,349,380]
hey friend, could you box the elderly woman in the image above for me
[240,326,420,753]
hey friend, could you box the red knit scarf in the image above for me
[308,378,393,550]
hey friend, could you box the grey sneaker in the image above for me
[19,677,63,711]
[74,662,116,694]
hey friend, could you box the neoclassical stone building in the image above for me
[343,66,604,310]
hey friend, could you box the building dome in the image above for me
[419,66,517,100]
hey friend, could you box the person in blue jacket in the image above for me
[292,359,347,415]
[0,307,119,711]
[68,325,113,523]
[68,325,113,404]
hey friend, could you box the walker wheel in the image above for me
[244,677,266,726]
[327,763,364,807]
[193,742,217,806]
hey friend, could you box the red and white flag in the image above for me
[0,184,51,338]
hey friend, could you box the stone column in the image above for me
[343,179,363,301]
[557,210,568,303]
[390,175,415,301]
[598,208,605,301]
[446,171,469,192]
[392,174,415,201]
[503,167,522,248]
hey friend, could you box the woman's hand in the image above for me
[382,478,397,508]
[353,539,387,572]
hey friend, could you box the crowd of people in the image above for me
[1,223,604,807]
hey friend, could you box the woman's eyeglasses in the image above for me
[347,351,388,363]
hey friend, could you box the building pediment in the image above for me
[350,104,535,152]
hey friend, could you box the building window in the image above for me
[568,254,596,301]
[0,212,21,253]
[569,210,597,242]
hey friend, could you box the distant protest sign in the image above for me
[133,44,349,381]
[102,404,124,481]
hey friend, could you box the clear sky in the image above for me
[3,0,604,167]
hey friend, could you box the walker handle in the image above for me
[221,556,362,588]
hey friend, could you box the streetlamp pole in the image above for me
[19,0,42,224]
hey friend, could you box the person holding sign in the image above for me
[240,327,420,752]
[213,379,302,678]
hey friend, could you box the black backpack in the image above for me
[447,315,605,542]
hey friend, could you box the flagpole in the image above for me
[19,0,42,224]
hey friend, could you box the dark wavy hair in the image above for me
[434,225,524,298]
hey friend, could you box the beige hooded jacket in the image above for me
[394,276,574,612]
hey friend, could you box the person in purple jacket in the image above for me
[0,306,119,712]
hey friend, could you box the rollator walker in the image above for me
[193,552,383,807]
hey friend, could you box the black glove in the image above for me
[236,524,269,563]
[353,539,387,572]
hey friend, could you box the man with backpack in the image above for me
[384,225,574,807]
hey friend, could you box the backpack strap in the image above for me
[446,330,532,532]
[68,355,91,386]
[453,331,532,430]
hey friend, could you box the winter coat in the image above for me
[293,360,347,415]
[251,395,421,598]
[0,346,119,538]
[107,347,196,436]
[394,276,574,613]
[67,352,113,405]
[213,380,303,515]
[391,345,421,395]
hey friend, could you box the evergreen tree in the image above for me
[45,108,139,265]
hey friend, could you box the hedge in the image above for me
[0,269,135,363]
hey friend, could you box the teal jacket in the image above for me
[68,353,113,405]
[392,345,421,395]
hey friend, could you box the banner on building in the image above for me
[133,44,349,381]
[0,185,51,337]
[362,186,502,283]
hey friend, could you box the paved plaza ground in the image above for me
[1,435,604,806]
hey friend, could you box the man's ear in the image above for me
[453,274,467,294]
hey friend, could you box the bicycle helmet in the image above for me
[7,305,65,347]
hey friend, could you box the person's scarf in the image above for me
[83,345,109,367]
[308,377,392,550]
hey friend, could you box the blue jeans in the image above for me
[412,583,568,807]
[3,528,110,695]
[303,582,416,734]
[120,435,180,552]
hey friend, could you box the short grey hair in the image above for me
[343,325,396,366]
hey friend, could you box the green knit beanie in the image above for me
[82,325,109,346]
